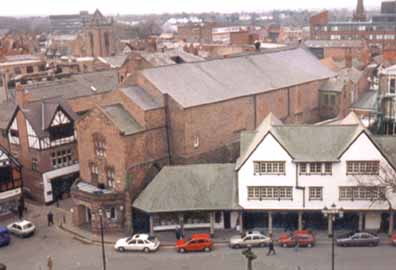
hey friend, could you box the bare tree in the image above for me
[354,163,396,235]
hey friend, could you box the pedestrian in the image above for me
[267,238,276,256]
[294,240,299,252]
[17,203,23,220]
[47,211,54,226]
[47,256,53,270]
[175,225,181,240]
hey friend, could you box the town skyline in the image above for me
[0,0,386,16]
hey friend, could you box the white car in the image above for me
[7,220,35,238]
[115,234,160,253]
[230,232,271,248]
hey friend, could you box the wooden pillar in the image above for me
[328,216,333,236]
[268,212,273,236]
[149,215,154,236]
[358,212,364,231]
[298,211,303,230]
[389,211,394,236]
[210,212,215,236]
[239,212,244,233]
[178,213,184,235]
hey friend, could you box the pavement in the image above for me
[6,200,393,247]
[1,201,396,270]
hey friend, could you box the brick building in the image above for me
[71,87,169,232]
[310,0,396,54]
[0,70,119,203]
[176,22,216,43]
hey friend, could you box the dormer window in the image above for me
[48,110,74,141]
[8,118,20,145]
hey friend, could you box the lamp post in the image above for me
[98,208,106,270]
[322,203,344,270]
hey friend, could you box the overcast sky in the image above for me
[0,0,385,16]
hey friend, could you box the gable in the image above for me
[50,109,71,127]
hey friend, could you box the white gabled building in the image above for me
[236,114,396,234]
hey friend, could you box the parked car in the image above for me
[391,233,396,246]
[7,220,35,238]
[230,232,271,248]
[336,232,379,247]
[114,234,160,253]
[176,233,213,253]
[278,231,315,248]
[0,226,10,247]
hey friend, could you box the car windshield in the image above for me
[148,236,157,241]
[23,224,32,229]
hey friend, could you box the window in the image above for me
[390,78,395,94]
[106,167,115,189]
[107,207,116,220]
[339,186,385,200]
[309,187,323,201]
[93,133,106,158]
[89,162,99,183]
[300,162,332,175]
[14,67,21,75]
[254,161,286,175]
[346,161,379,175]
[51,149,73,169]
[32,158,38,171]
[247,186,293,200]
[26,66,34,73]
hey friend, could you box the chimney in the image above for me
[15,83,30,108]
[345,48,353,68]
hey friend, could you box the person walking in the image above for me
[47,211,54,226]
[267,238,276,256]
[175,225,181,240]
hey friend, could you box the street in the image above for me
[1,223,396,270]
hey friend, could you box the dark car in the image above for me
[0,226,10,247]
[336,232,379,247]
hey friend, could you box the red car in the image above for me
[391,233,396,246]
[278,230,315,248]
[176,233,213,253]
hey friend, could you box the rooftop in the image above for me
[142,48,335,108]
[133,163,240,213]
[121,86,163,111]
[102,104,143,135]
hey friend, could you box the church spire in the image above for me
[353,0,367,22]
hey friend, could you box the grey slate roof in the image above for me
[120,86,163,111]
[22,98,78,138]
[304,40,364,48]
[133,164,240,213]
[0,101,16,131]
[142,48,335,108]
[26,70,118,101]
[140,49,203,67]
[374,136,396,169]
[236,114,365,169]
[270,125,363,162]
[351,90,378,111]
[99,55,129,68]
[102,104,143,135]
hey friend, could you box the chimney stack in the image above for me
[15,83,29,108]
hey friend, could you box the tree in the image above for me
[354,163,396,235]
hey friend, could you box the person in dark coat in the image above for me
[175,225,181,240]
[48,211,54,226]
[267,239,276,256]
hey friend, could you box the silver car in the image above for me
[7,220,35,238]
[230,232,271,248]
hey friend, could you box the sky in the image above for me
[0,0,385,16]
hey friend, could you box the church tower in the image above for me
[84,9,116,57]
[353,0,367,22]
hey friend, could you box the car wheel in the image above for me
[143,247,150,253]
[282,243,288,248]
[307,243,313,248]
[234,244,240,249]
[118,247,125,252]
[204,247,211,252]
[260,243,266,248]
[178,248,185,253]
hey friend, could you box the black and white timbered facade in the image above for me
[6,99,80,203]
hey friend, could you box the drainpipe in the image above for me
[295,162,305,208]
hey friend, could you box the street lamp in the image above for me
[242,246,257,270]
[322,203,344,270]
[98,208,106,270]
